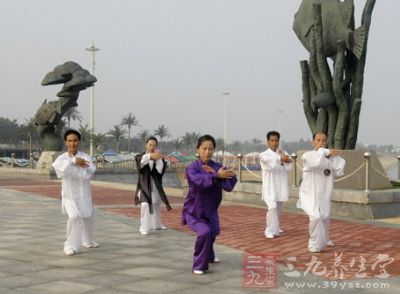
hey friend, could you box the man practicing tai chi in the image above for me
[259,131,292,239]
[297,132,345,253]
[52,130,99,256]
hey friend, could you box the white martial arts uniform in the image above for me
[139,153,165,234]
[297,148,345,252]
[260,149,292,237]
[52,151,96,253]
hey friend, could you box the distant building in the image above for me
[0,143,38,158]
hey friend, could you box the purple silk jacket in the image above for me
[182,159,237,234]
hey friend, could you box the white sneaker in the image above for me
[84,241,99,248]
[308,247,320,253]
[327,240,335,247]
[212,257,220,263]
[265,233,274,239]
[156,225,168,230]
[193,270,205,275]
[64,248,75,256]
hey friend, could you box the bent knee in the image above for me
[68,216,81,222]
[197,226,213,238]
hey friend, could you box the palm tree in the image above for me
[216,137,225,150]
[58,119,68,140]
[154,124,171,144]
[251,138,262,145]
[138,129,149,143]
[229,140,243,153]
[171,138,182,152]
[64,107,83,128]
[22,118,38,140]
[23,118,36,132]
[121,113,139,152]
[182,132,193,152]
[22,118,40,154]
[189,132,200,147]
[107,125,126,152]
[180,132,200,153]
[91,132,106,153]
[78,124,91,151]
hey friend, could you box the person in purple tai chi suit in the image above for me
[182,134,237,275]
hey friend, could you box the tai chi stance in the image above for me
[182,135,237,275]
[135,136,171,235]
[52,130,99,256]
[259,131,292,239]
[297,133,345,253]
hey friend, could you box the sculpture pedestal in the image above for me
[36,151,63,170]
[224,182,400,220]
[288,150,391,189]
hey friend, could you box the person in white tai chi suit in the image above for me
[297,132,345,253]
[134,136,171,235]
[52,130,99,256]
[259,131,293,239]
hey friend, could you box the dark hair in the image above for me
[266,131,280,140]
[145,136,158,144]
[197,134,216,149]
[312,132,327,140]
[64,129,81,141]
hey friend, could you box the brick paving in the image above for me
[1,176,400,281]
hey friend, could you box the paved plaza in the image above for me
[0,176,400,293]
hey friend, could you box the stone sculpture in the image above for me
[293,0,375,149]
[34,61,97,151]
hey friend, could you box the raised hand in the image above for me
[217,167,236,179]
[150,150,163,161]
[329,149,341,157]
[279,150,292,163]
[75,157,90,168]
[202,164,216,173]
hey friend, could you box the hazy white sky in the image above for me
[0,0,399,145]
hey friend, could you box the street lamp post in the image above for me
[28,132,32,168]
[277,110,283,134]
[222,91,230,164]
[86,42,100,156]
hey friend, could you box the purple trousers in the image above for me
[185,214,219,271]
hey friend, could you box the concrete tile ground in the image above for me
[0,176,399,293]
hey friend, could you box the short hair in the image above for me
[266,131,280,140]
[312,132,327,140]
[145,136,158,144]
[64,129,81,141]
[197,134,216,149]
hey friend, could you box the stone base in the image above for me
[288,150,391,190]
[0,166,56,179]
[36,151,63,170]
[224,182,400,220]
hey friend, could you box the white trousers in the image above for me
[308,217,330,251]
[140,202,162,233]
[64,213,95,252]
[265,201,283,236]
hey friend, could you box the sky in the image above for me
[0,0,399,146]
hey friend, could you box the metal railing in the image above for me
[93,156,136,169]
[236,152,393,192]
[0,153,37,169]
